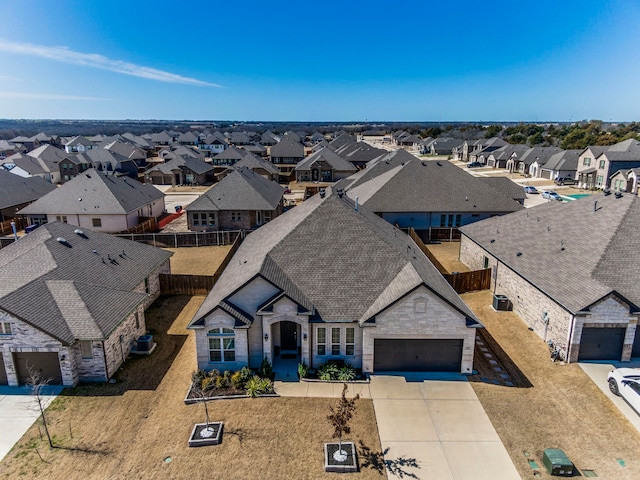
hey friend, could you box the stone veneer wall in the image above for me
[134,259,171,309]
[361,286,475,374]
[0,310,74,386]
[460,235,640,362]
[101,303,147,379]
[194,309,249,372]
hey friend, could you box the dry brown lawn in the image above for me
[462,290,640,479]
[423,242,469,273]
[164,246,231,275]
[0,295,383,480]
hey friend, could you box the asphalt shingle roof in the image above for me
[0,169,57,210]
[190,188,479,327]
[460,192,640,313]
[19,168,164,215]
[344,152,523,214]
[0,222,172,343]
[186,166,283,212]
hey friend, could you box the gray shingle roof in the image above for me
[19,168,164,215]
[0,169,57,210]
[186,166,283,212]
[460,192,640,313]
[0,222,172,344]
[270,138,304,158]
[295,147,357,173]
[541,150,580,172]
[230,153,279,175]
[144,156,214,176]
[190,188,479,328]
[478,177,526,202]
[344,152,523,214]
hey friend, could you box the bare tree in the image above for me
[190,372,213,428]
[327,383,360,453]
[27,367,55,448]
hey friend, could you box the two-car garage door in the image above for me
[373,339,463,372]
[578,328,625,361]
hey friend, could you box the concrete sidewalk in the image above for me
[0,386,62,461]
[274,375,519,479]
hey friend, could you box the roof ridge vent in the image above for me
[56,237,67,243]
[74,229,84,235]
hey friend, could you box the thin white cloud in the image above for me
[0,39,221,87]
[0,91,108,101]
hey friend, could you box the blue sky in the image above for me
[0,0,639,121]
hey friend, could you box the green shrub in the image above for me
[337,363,356,381]
[258,357,273,379]
[245,375,275,398]
[319,362,339,381]
[200,376,214,391]
[297,362,309,379]
[231,366,253,389]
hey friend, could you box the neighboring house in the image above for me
[0,169,56,221]
[625,168,640,194]
[148,131,173,146]
[417,137,435,155]
[539,150,580,180]
[459,191,640,363]
[485,144,530,169]
[294,147,357,183]
[609,170,631,193]
[428,137,465,156]
[261,130,279,146]
[329,135,386,169]
[505,146,562,175]
[229,132,251,145]
[223,153,279,181]
[0,140,19,159]
[144,156,215,186]
[270,138,305,182]
[187,188,481,374]
[0,222,171,386]
[1,153,53,182]
[178,131,199,146]
[64,136,97,154]
[75,149,139,179]
[211,146,248,168]
[463,137,508,163]
[577,139,640,190]
[200,135,228,156]
[185,167,284,231]
[340,150,523,234]
[27,145,74,184]
[18,168,165,233]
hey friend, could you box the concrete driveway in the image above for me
[369,376,519,480]
[580,362,640,434]
[0,386,61,461]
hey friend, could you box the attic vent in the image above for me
[74,229,84,235]
[516,252,522,257]
[56,237,72,248]
[615,191,623,198]
[490,239,495,243]
[603,188,611,196]
[86,174,91,178]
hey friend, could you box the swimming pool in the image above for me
[564,193,592,200]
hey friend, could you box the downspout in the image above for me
[566,314,576,363]
[492,261,499,294]
[102,341,110,380]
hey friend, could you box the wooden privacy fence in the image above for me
[159,231,244,295]
[409,228,448,274]
[0,217,27,236]
[409,227,491,294]
[117,217,157,234]
[443,269,492,294]
[159,274,216,295]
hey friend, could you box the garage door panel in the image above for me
[0,355,7,385]
[578,328,625,361]
[13,352,62,385]
[374,339,462,372]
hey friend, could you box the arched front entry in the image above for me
[262,316,310,368]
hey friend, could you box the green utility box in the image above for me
[542,448,575,476]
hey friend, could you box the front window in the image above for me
[317,327,326,356]
[263,211,271,223]
[92,218,102,227]
[331,328,341,355]
[345,328,355,356]
[208,213,216,226]
[231,212,242,222]
[0,322,12,335]
[56,216,68,223]
[596,175,604,187]
[583,157,591,166]
[208,327,235,362]
[144,277,150,294]
[192,213,200,226]
[80,340,93,359]
[599,160,606,170]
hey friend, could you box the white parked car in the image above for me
[608,368,640,414]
